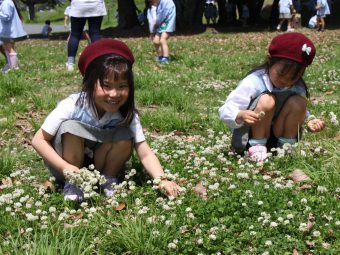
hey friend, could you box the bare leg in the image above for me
[94,140,133,177]
[160,32,170,58]
[273,95,306,139]
[250,94,276,139]
[151,33,162,58]
[62,133,85,168]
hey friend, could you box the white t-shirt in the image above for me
[69,0,107,18]
[41,93,145,143]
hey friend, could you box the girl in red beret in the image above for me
[32,39,180,201]
[219,32,325,162]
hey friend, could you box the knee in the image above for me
[107,140,133,158]
[285,95,307,115]
[159,37,168,45]
[153,37,160,45]
[256,94,276,111]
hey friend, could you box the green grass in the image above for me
[0,28,339,254]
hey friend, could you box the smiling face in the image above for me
[268,60,305,89]
[93,74,130,118]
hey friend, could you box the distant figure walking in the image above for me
[0,0,27,73]
[315,0,330,32]
[64,1,90,45]
[147,0,176,64]
[276,0,294,32]
[66,0,107,71]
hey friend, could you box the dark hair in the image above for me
[45,20,51,25]
[247,57,309,98]
[77,54,137,126]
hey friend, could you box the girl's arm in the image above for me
[32,129,80,174]
[64,15,68,27]
[135,141,180,197]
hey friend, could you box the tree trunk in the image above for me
[117,0,139,29]
[28,3,35,20]
[216,0,227,25]
[247,0,265,24]
[173,0,204,31]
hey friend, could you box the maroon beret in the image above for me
[78,39,135,76]
[269,32,316,67]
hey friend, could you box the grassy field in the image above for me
[0,27,339,254]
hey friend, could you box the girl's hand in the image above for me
[236,110,260,125]
[63,163,81,174]
[160,180,180,197]
[307,118,325,132]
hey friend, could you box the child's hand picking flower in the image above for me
[307,118,325,132]
[236,110,261,125]
[160,180,181,197]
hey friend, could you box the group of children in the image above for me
[277,0,331,32]
[32,30,325,201]
[0,1,327,201]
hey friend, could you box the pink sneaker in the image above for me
[248,145,267,162]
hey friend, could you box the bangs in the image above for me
[104,61,130,82]
[276,59,305,80]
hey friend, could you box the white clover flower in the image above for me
[313,231,321,237]
[236,172,249,179]
[262,252,270,255]
[228,184,236,190]
[26,213,39,221]
[301,198,308,204]
[287,214,294,219]
[258,201,263,205]
[197,238,203,245]
[168,242,177,249]
[48,206,56,213]
[317,186,328,193]
[209,234,217,240]
[250,231,256,236]
[299,223,308,232]
[265,240,272,246]
[329,112,338,125]
[26,228,33,233]
[270,222,278,228]
[287,201,293,207]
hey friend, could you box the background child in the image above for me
[32,39,180,201]
[65,0,106,71]
[64,0,90,45]
[0,0,27,73]
[147,0,176,64]
[219,32,325,162]
[315,0,330,32]
[276,0,294,32]
[41,20,52,37]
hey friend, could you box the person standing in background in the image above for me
[66,0,106,71]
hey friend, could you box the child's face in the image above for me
[268,61,304,89]
[93,76,129,117]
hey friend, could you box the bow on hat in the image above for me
[302,44,312,56]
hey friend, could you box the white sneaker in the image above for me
[65,62,75,71]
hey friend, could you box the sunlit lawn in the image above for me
[0,27,339,254]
